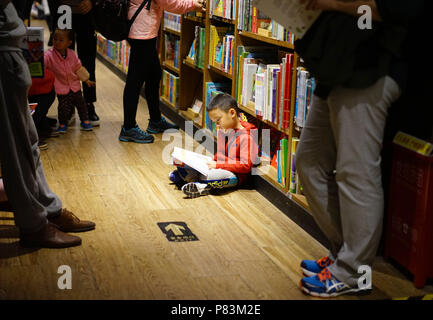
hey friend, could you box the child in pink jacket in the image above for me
[119,0,205,144]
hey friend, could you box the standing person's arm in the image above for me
[158,0,205,14]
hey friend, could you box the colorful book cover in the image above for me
[20,27,44,78]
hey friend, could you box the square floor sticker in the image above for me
[157,222,199,242]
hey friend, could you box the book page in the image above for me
[171,147,212,176]
[253,0,322,38]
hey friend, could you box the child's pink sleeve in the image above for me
[70,49,82,73]
[44,52,52,71]
[157,0,196,14]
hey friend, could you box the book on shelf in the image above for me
[172,147,213,176]
[96,33,130,73]
[164,33,180,69]
[205,82,231,134]
[237,1,295,44]
[289,137,300,193]
[20,27,44,78]
[253,0,322,39]
[209,25,234,74]
[210,0,236,20]
[164,12,182,32]
[294,67,315,129]
[162,69,180,107]
[187,26,205,69]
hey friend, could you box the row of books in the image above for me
[289,137,303,194]
[237,0,295,44]
[164,34,180,69]
[161,70,180,108]
[96,33,130,73]
[209,25,235,74]
[164,12,181,32]
[236,46,295,129]
[210,0,237,20]
[186,26,206,69]
[204,82,231,135]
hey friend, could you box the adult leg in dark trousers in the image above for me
[0,50,95,248]
[29,89,57,138]
[72,11,99,125]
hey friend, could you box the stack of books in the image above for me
[210,0,237,20]
[96,33,130,74]
[294,67,315,129]
[162,70,180,108]
[186,26,205,69]
[164,34,180,69]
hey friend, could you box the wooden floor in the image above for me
[1,22,433,300]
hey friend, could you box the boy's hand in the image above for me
[207,160,217,169]
[193,0,206,12]
[300,0,337,11]
[85,80,96,87]
[78,0,93,14]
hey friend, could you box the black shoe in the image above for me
[146,117,179,134]
[38,140,48,151]
[119,125,154,144]
[87,103,100,126]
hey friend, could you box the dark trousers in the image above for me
[29,89,56,130]
[123,37,162,130]
[57,90,89,125]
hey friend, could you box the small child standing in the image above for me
[44,28,95,133]
[170,93,259,198]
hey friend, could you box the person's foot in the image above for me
[38,140,48,151]
[299,268,367,298]
[19,222,82,248]
[87,103,100,127]
[181,182,211,198]
[119,125,154,144]
[80,121,93,131]
[301,256,334,277]
[146,117,179,134]
[57,124,67,134]
[48,208,96,233]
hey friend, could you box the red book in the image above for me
[252,7,258,33]
[283,53,293,129]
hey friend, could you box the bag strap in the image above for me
[129,0,152,26]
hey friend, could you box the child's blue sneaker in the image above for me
[57,125,67,134]
[300,268,363,298]
[80,122,93,131]
[301,256,334,277]
[119,125,154,143]
[146,116,179,134]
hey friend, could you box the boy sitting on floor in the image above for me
[169,93,259,198]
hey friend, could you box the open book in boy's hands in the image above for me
[171,147,213,176]
[253,0,322,39]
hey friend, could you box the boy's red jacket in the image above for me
[214,121,259,185]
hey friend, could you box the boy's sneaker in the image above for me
[119,125,154,144]
[87,103,100,126]
[80,122,93,131]
[300,268,364,298]
[169,170,184,184]
[301,256,334,277]
[57,125,67,134]
[146,117,179,134]
[38,140,48,151]
[182,182,211,198]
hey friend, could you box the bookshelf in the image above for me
[96,2,312,212]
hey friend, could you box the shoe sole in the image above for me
[55,225,96,233]
[301,267,319,277]
[299,281,367,298]
[90,122,100,127]
[80,128,93,131]
[119,136,154,144]
[182,183,210,198]
[146,127,179,134]
[19,238,82,249]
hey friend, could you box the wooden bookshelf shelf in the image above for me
[239,31,294,50]
[238,104,291,136]
[208,64,232,80]
[162,60,180,74]
[256,164,286,193]
[163,28,181,37]
[160,96,177,111]
[291,193,310,211]
[210,15,235,25]
[183,59,203,72]
[183,15,205,24]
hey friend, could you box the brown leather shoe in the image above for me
[48,208,96,233]
[19,222,82,248]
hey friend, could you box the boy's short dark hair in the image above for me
[54,28,74,42]
[207,93,239,115]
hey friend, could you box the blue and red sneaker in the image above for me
[300,268,362,298]
[301,256,334,277]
